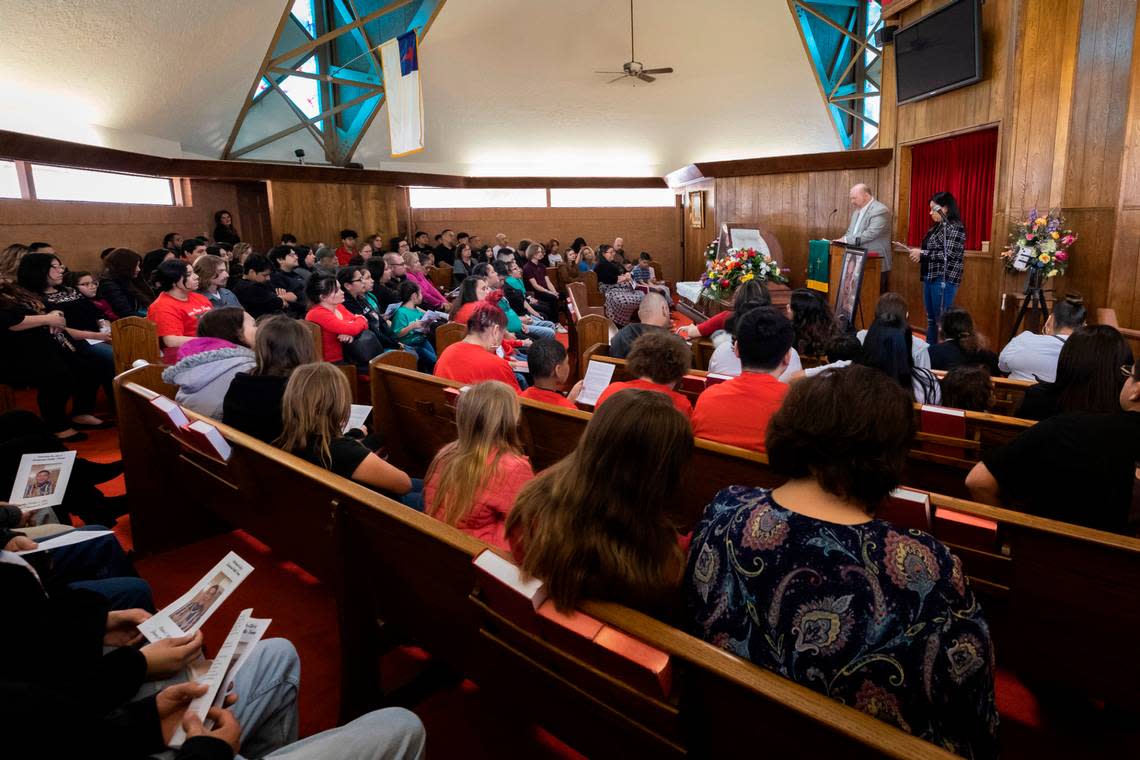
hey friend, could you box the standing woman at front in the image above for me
[213,209,241,245]
[905,192,966,345]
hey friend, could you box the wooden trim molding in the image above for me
[880,0,925,18]
[0,130,667,189]
[665,148,893,187]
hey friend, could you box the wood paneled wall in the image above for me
[266,181,406,251]
[0,179,272,275]
[701,0,1140,345]
[410,205,684,280]
[681,180,716,281]
[714,169,883,289]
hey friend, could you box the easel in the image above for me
[1008,268,1051,340]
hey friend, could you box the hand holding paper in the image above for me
[138,552,253,642]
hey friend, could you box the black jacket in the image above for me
[232,279,285,319]
[222,372,288,443]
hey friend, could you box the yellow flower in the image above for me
[1047,270,1059,278]
[1038,253,1051,263]
[1051,231,1060,240]
[740,273,755,283]
[1035,217,1047,226]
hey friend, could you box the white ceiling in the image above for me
[0,0,841,176]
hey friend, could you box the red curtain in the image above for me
[906,127,998,251]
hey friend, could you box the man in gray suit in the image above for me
[835,183,892,293]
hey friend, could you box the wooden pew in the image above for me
[930,369,1034,416]
[118,361,1140,748]
[111,316,161,374]
[569,313,615,380]
[571,353,1033,499]
[581,269,603,308]
[370,363,780,526]
[429,262,453,291]
[435,321,466,354]
[335,496,960,759]
[301,320,362,402]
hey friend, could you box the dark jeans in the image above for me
[528,290,561,322]
[15,342,106,431]
[26,525,154,611]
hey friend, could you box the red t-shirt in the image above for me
[691,371,787,452]
[147,291,213,364]
[335,246,355,266]
[305,304,368,362]
[434,341,521,391]
[425,451,533,551]
[452,302,477,327]
[595,378,692,419]
[521,386,576,409]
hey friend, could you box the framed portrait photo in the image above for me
[834,246,867,329]
[689,190,704,228]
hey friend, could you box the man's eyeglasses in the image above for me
[1121,364,1135,379]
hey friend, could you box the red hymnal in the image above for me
[591,626,673,697]
[472,549,547,632]
[920,404,967,457]
[881,487,933,532]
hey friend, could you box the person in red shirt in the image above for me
[448,274,490,327]
[521,339,582,409]
[304,274,371,364]
[335,228,358,267]
[434,302,521,391]
[692,306,793,452]
[595,331,693,418]
[146,259,213,364]
[675,279,770,340]
[425,380,534,550]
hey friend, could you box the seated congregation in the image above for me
[2,224,1138,760]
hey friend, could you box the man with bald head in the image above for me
[837,183,892,292]
[608,291,671,359]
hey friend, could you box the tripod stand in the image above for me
[1009,267,1051,339]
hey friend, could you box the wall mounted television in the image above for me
[895,0,983,105]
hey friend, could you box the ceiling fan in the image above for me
[596,0,674,84]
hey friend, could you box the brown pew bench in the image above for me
[117,363,1140,751]
[930,369,1034,416]
[115,364,957,758]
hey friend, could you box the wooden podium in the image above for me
[828,243,882,331]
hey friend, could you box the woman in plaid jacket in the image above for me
[903,191,966,345]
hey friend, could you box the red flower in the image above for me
[720,279,730,287]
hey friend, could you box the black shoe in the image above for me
[76,458,124,485]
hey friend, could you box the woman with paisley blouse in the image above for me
[685,365,997,758]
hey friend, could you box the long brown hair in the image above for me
[0,244,29,283]
[426,381,524,526]
[252,315,316,376]
[504,389,693,613]
[275,363,350,467]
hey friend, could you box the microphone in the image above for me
[827,208,838,236]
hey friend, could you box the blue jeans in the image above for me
[522,320,556,340]
[923,280,959,345]
[261,708,424,760]
[407,341,436,373]
[399,477,425,511]
[143,638,301,759]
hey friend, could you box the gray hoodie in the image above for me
[161,346,256,419]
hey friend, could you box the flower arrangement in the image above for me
[701,242,787,300]
[1002,207,1077,279]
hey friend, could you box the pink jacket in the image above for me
[407,271,447,309]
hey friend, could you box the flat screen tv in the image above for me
[895,0,982,105]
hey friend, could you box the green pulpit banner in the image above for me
[808,239,830,292]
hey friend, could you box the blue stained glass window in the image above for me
[279,56,324,130]
[255,77,271,98]
[291,0,316,38]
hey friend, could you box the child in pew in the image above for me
[685,365,998,757]
[595,331,693,418]
[277,363,424,510]
[161,307,256,419]
[940,365,994,412]
[391,280,439,372]
[521,339,583,409]
[506,389,693,617]
[424,381,534,551]
[434,302,523,391]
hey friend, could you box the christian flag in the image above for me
[379,30,424,157]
